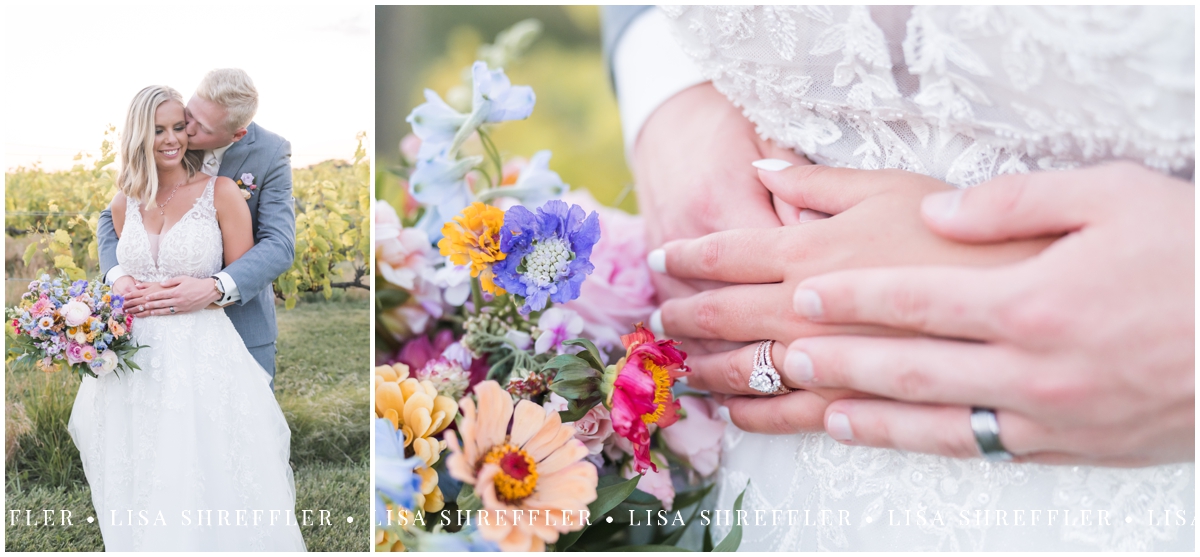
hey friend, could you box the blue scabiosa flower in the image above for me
[471,61,536,123]
[494,200,600,314]
[68,280,88,297]
[374,418,423,524]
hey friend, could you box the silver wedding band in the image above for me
[169,306,176,315]
[970,407,1013,461]
[748,340,791,395]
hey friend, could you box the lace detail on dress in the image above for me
[71,176,304,551]
[118,176,224,283]
[663,5,1196,551]
[665,5,1195,186]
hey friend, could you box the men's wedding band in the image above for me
[748,340,791,395]
[169,306,176,315]
[970,407,1013,461]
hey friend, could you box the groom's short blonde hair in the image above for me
[196,68,258,132]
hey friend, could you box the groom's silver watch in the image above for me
[211,276,234,308]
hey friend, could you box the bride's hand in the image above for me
[633,83,810,356]
[651,165,1051,433]
[786,162,1194,466]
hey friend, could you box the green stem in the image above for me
[470,275,484,313]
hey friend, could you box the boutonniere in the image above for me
[236,173,258,200]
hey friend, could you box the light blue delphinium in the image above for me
[408,155,481,241]
[471,61,536,123]
[477,150,567,207]
[374,418,424,526]
[419,527,501,552]
[406,89,468,160]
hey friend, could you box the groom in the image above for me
[98,68,295,385]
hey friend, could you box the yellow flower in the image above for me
[437,202,507,295]
[374,363,458,467]
[412,466,445,513]
[446,381,597,551]
[374,506,411,552]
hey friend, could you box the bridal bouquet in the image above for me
[374,22,741,553]
[6,273,144,378]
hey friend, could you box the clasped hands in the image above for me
[112,275,223,317]
[649,160,1193,467]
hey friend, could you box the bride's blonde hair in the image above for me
[118,86,202,208]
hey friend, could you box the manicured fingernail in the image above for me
[649,309,664,337]
[827,413,853,442]
[922,190,964,221]
[784,349,813,383]
[646,249,666,273]
[793,288,824,319]
[751,158,794,172]
[716,405,732,424]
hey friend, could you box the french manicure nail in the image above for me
[827,413,853,442]
[716,405,732,424]
[751,158,794,172]
[793,288,824,319]
[646,249,666,273]
[784,349,814,383]
[922,189,963,221]
[649,309,664,337]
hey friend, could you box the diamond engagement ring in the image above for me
[970,407,1013,461]
[748,340,791,395]
[169,306,176,315]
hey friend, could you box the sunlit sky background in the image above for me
[4,3,372,171]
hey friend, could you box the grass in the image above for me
[4,298,369,551]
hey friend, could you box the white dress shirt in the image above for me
[107,143,242,306]
[613,8,708,161]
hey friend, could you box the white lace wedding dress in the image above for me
[68,177,306,551]
[662,5,1195,551]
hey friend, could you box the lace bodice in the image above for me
[117,176,224,282]
[663,5,1195,186]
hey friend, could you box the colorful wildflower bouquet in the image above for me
[374,22,742,553]
[6,273,143,378]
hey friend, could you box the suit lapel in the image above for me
[217,122,258,180]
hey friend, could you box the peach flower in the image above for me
[446,381,597,551]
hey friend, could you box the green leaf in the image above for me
[456,483,482,512]
[562,337,606,371]
[556,398,599,423]
[607,545,692,552]
[555,475,641,551]
[660,483,715,546]
[702,523,713,552]
[22,242,37,266]
[712,481,748,552]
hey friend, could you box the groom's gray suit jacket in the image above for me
[97,122,296,372]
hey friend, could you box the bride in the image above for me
[613,5,1194,551]
[67,86,306,551]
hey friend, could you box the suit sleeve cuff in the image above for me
[613,8,707,157]
[214,272,241,305]
[105,265,129,285]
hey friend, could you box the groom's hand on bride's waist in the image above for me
[123,276,222,317]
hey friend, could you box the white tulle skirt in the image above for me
[68,309,306,551]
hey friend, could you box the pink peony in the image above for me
[543,393,614,456]
[660,396,725,477]
[622,451,675,511]
[65,343,85,365]
[30,296,53,317]
[375,200,434,289]
[559,190,657,351]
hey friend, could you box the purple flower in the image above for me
[494,200,600,314]
[68,280,88,297]
[110,295,124,311]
